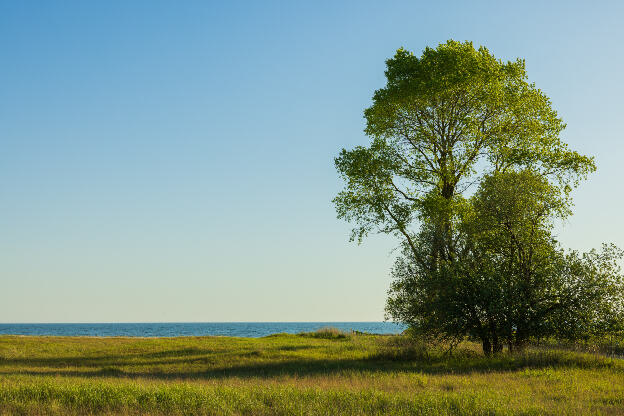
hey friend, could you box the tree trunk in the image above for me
[482,337,492,356]
[514,339,528,352]
[489,320,502,354]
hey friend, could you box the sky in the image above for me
[1,0,623,323]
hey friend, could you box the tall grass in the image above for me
[0,380,528,415]
[0,333,623,415]
[298,327,351,339]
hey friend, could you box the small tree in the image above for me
[552,246,624,342]
[466,170,568,351]
[386,170,624,354]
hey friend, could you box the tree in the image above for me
[333,40,618,354]
[334,40,594,262]
[386,170,624,354]
[463,170,568,352]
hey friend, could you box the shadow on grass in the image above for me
[1,348,620,381]
[0,345,320,368]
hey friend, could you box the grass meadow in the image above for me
[0,330,623,415]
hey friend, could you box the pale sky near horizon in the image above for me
[1,1,623,323]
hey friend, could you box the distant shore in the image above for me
[0,321,406,338]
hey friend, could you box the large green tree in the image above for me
[334,40,594,261]
[333,41,614,354]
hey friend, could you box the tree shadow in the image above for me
[0,344,320,369]
[1,349,619,381]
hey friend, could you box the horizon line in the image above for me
[0,321,400,325]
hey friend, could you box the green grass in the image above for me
[0,333,623,415]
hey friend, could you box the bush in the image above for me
[298,327,351,339]
[371,335,431,361]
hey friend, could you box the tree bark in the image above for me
[482,337,492,356]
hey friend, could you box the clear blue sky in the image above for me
[1,1,622,323]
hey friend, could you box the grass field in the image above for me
[1,330,623,415]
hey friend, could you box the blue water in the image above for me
[0,322,406,338]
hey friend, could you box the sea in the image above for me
[0,322,406,338]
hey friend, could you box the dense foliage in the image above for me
[334,40,623,354]
[386,171,624,353]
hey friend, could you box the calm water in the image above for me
[0,322,406,338]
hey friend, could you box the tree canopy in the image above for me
[335,40,594,249]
